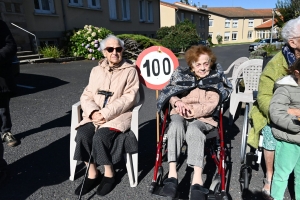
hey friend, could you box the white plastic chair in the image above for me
[229,59,263,125]
[69,85,144,187]
[224,57,249,82]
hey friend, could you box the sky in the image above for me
[162,0,278,9]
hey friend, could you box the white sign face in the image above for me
[139,51,174,86]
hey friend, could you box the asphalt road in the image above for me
[0,44,293,200]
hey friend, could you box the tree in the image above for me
[157,19,200,52]
[275,0,300,27]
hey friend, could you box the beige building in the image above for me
[206,7,273,44]
[0,0,160,51]
[160,1,209,40]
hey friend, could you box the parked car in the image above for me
[248,38,283,52]
[199,39,210,48]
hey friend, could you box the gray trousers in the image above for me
[167,114,213,168]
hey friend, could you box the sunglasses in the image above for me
[105,47,123,53]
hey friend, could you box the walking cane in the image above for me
[78,90,114,200]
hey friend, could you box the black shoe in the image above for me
[74,171,102,196]
[2,132,19,147]
[163,177,178,198]
[96,176,115,196]
[190,184,209,200]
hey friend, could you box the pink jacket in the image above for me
[169,88,219,127]
[76,58,139,132]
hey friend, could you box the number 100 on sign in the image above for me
[140,51,174,86]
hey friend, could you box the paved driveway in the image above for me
[0,45,293,199]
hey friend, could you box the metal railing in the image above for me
[11,23,41,59]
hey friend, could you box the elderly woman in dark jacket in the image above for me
[0,19,18,185]
[157,45,232,200]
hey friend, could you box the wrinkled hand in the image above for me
[91,112,106,125]
[175,101,193,117]
[287,108,300,117]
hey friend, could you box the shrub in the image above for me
[117,34,162,60]
[261,44,276,56]
[254,39,261,42]
[249,49,266,59]
[157,19,200,52]
[216,34,222,44]
[118,34,161,49]
[68,25,112,60]
[39,45,63,58]
[156,26,174,40]
[207,37,214,46]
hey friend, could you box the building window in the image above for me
[147,1,153,22]
[232,19,238,28]
[34,0,55,14]
[14,3,21,13]
[121,0,130,20]
[225,19,230,28]
[88,0,100,9]
[139,0,153,22]
[5,3,12,12]
[209,19,213,27]
[232,32,237,40]
[181,13,184,22]
[139,0,145,21]
[247,31,253,39]
[248,19,254,27]
[109,0,117,19]
[224,32,230,41]
[191,14,194,23]
[201,16,204,28]
[68,0,83,7]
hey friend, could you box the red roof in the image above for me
[255,18,277,29]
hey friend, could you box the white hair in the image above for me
[100,34,124,51]
[281,16,300,43]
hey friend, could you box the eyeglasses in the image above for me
[105,47,123,53]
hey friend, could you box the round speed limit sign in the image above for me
[136,46,179,90]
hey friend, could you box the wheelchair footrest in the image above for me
[207,191,228,200]
[150,185,185,200]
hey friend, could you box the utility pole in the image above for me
[270,8,275,43]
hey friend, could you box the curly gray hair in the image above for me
[99,34,125,51]
[281,16,300,43]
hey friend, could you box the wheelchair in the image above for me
[149,90,229,200]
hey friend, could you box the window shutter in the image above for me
[109,0,117,19]
[49,0,55,13]
[78,0,83,6]
[96,0,100,8]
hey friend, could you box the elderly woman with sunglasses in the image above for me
[157,45,232,200]
[73,34,139,197]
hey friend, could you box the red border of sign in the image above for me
[136,46,179,90]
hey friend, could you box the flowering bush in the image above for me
[68,25,112,60]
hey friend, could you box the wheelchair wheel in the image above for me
[240,103,249,164]
[239,164,251,197]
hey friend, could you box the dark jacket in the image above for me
[0,20,17,95]
[157,63,233,119]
